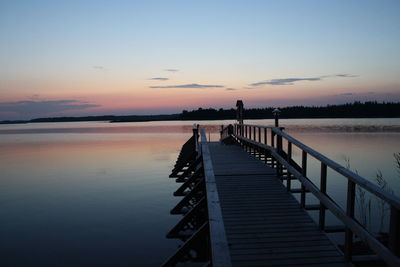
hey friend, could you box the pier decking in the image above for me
[208,142,346,266]
[164,122,400,267]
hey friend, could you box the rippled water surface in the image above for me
[1,119,399,266]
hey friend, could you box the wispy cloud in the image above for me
[225,87,237,91]
[165,69,179,72]
[251,77,321,86]
[340,93,353,96]
[0,100,100,115]
[334,74,358,78]
[93,65,106,70]
[149,77,169,81]
[250,74,357,86]
[149,83,224,89]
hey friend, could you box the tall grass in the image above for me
[345,153,399,233]
[375,170,392,232]
[394,152,400,177]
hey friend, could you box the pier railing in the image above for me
[223,123,400,266]
[164,125,231,266]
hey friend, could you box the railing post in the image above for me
[249,126,251,140]
[228,124,233,135]
[220,125,223,139]
[319,163,327,230]
[271,130,276,168]
[277,134,283,177]
[301,150,307,208]
[264,128,267,145]
[287,142,292,191]
[344,180,356,261]
[193,124,199,154]
[258,127,261,143]
[254,127,258,157]
[253,127,256,156]
[389,206,400,256]
[273,108,281,127]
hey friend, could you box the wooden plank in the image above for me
[200,130,232,267]
[223,218,314,225]
[225,226,317,234]
[227,230,329,239]
[229,239,334,250]
[223,213,313,219]
[231,251,343,261]
[232,256,346,266]
[227,235,329,244]
[230,244,339,255]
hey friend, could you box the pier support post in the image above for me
[272,108,281,127]
[389,206,400,256]
[301,151,307,208]
[236,100,244,125]
[193,124,199,154]
[344,180,356,261]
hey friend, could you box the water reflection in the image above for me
[0,119,399,265]
[0,132,187,266]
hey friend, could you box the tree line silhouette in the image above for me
[180,101,400,120]
[1,101,399,124]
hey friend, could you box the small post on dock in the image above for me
[193,124,199,153]
[272,108,281,127]
[236,100,244,136]
[236,100,244,125]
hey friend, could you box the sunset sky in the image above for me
[1,0,399,120]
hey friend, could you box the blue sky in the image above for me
[0,0,399,119]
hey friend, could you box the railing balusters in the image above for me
[252,127,256,156]
[345,180,356,261]
[389,206,400,256]
[277,134,283,177]
[264,128,267,145]
[249,126,251,140]
[271,130,275,167]
[287,142,292,191]
[258,127,261,143]
[319,163,327,230]
[301,150,307,208]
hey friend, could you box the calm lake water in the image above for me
[1,119,399,266]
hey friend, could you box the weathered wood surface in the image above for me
[201,130,232,267]
[207,142,347,266]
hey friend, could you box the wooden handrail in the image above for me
[239,123,275,129]
[233,133,400,266]
[200,129,232,267]
[230,123,400,266]
[234,123,400,209]
[273,126,400,209]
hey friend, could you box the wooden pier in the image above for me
[208,142,346,266]
[164,121,400,266]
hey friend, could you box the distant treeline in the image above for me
[180,101,400,120]
[1,101,399,124]
[0,114,180,124]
